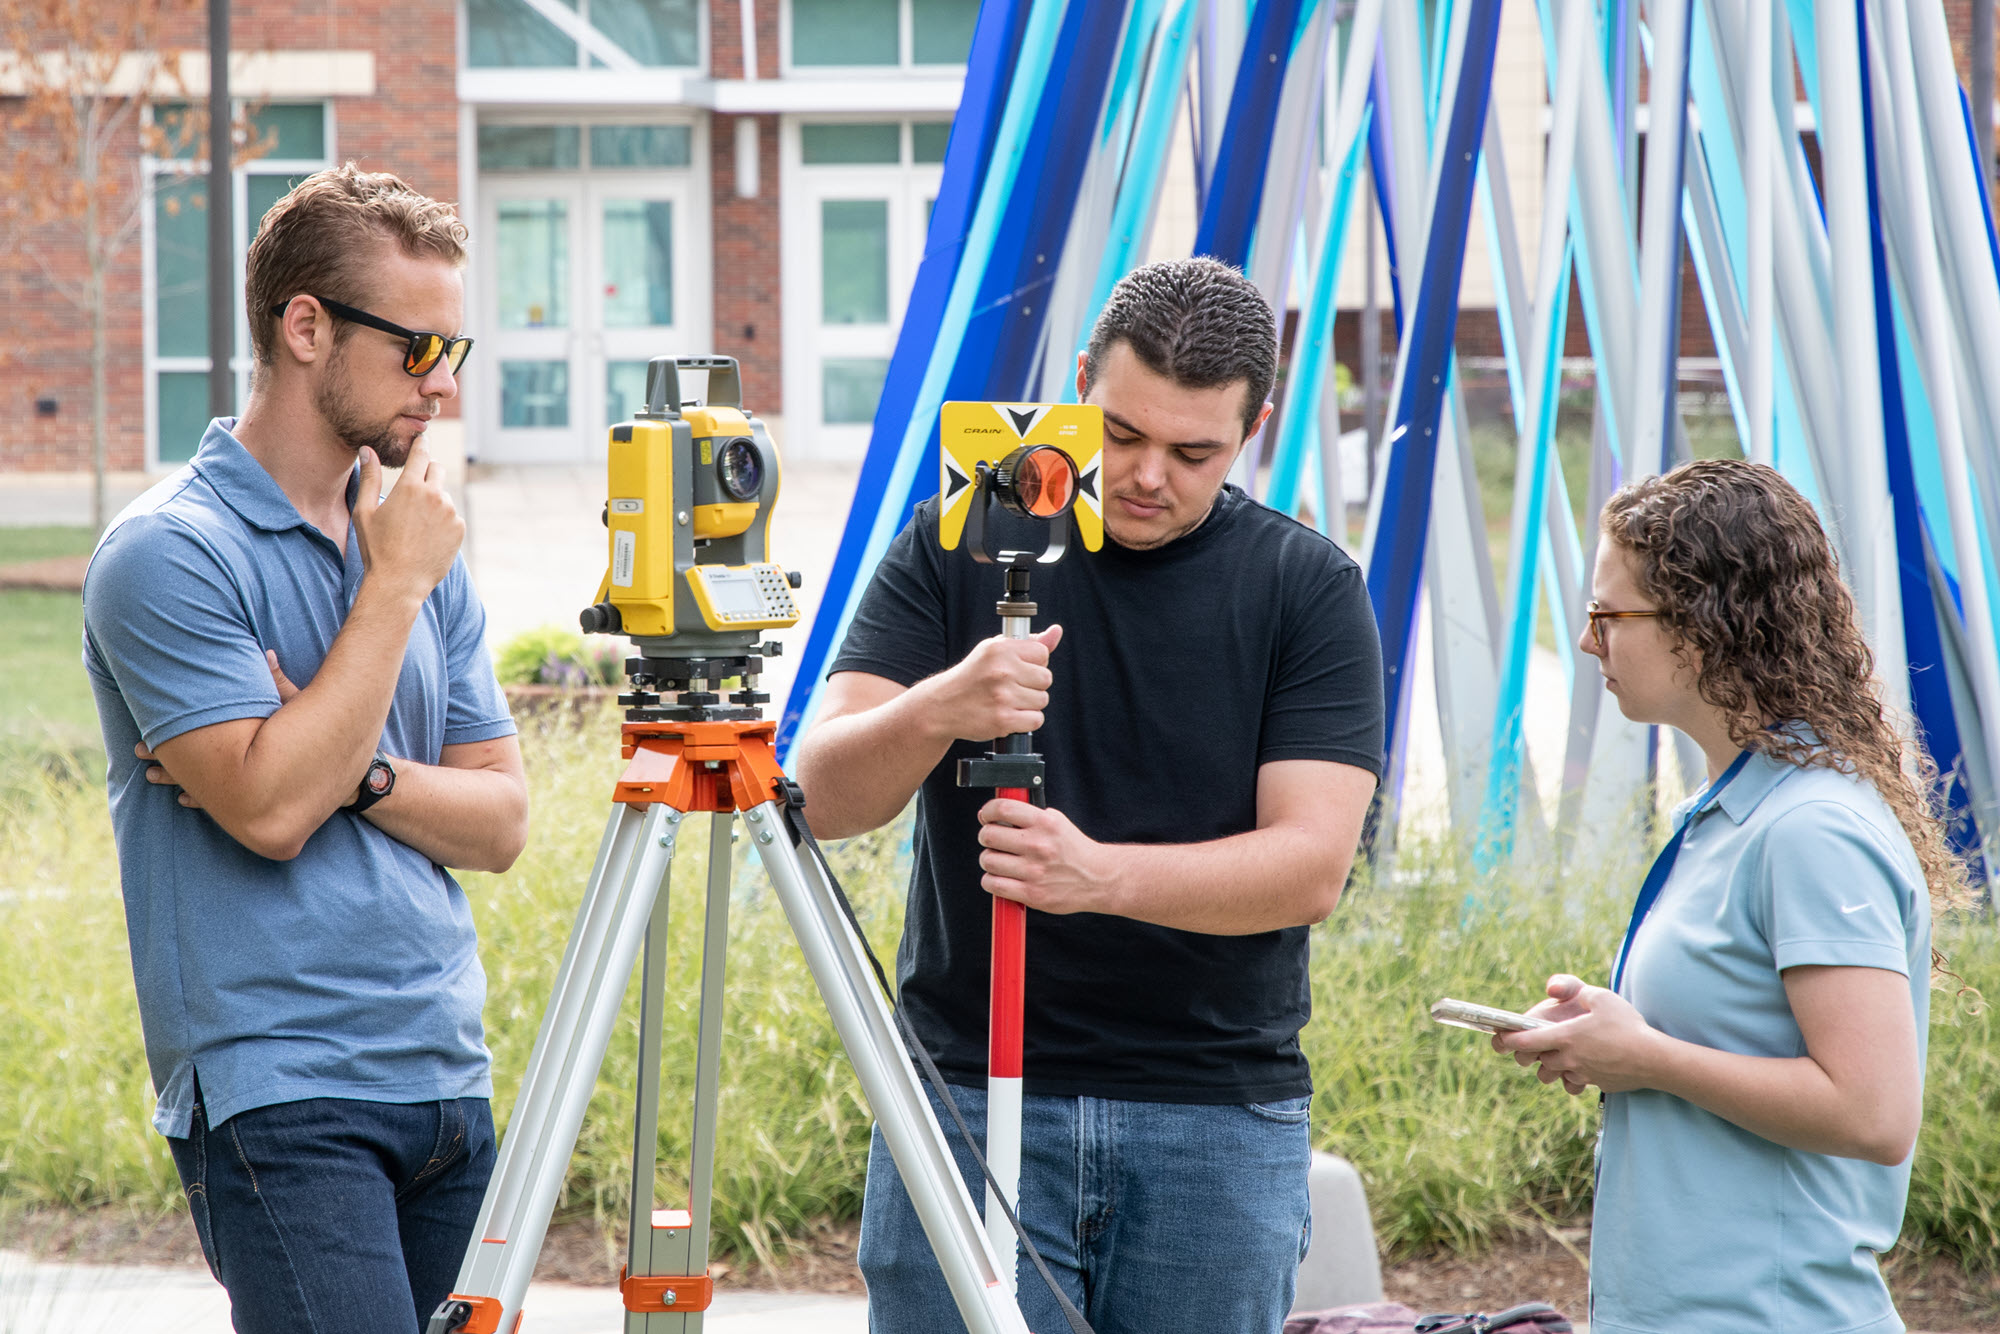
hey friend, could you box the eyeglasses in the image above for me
[269,296,474,377]
[1585,600,1661,651]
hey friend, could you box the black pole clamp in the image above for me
[955,753,1049,807]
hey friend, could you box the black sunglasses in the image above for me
[269,296,474,377]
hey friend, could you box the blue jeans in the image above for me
[859,1081,1312,1334]
[166,1083,497,1334]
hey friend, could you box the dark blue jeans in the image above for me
[859,1081,1313,1334]
[167,1084,496,1334]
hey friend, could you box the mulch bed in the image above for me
[6,1207,1996,1330]
[0,554,87,592]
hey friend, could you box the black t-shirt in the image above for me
[826,484,1384,1103]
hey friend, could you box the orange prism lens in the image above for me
[1013,447,1077,517]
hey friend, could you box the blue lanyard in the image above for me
[1610,749,1754,994]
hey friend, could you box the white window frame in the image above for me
[141,101,336,471]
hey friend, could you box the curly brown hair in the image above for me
[1600,460,1971,933]
[245,163,469,372]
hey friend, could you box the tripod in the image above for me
[427,651,1031,1334]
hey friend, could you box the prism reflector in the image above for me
[995,446,1078,519]
[939,402,1103,550]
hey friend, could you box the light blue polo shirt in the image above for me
[82,419,517,1138]
[1590,748,1931,1334]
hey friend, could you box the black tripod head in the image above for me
[619,643,784,723]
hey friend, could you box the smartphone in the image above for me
[1430,997,1553,1034]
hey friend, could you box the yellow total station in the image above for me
[581,356,801,650]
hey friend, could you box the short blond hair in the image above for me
[245,163,469,366]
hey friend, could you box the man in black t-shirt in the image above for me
[794,258,1383,1334]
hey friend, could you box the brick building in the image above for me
[1,2,1995,477]
[1,0,971,474]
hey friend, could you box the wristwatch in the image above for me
[353,751,396,813]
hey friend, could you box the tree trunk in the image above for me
[89,188,107,534]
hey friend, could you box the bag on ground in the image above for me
[1284,1301,1572,1334]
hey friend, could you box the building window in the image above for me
[145,102,333,467]
[466,0,700,69]
[801,123,901,165]
[590,124,693,167]
[606,359,652,425]
[910,0,979,64]
[799,120,951,168]
[495,200,571,328]
[479,125,583,170]
[501,360,571,427]
[788,0,978,69]
[600,199,674,326]
[911,120,952,164]
[823,358,891,424]
[479,123,692,171]
[820,200,890,325]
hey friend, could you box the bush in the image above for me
[1303,842,1623,1254]
[492,625,621,688]
[1,720,1994,1272]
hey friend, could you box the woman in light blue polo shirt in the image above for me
[1495,460,1965,1334]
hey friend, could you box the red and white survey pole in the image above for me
[957,562,1049,1292]
[982,584,1037,1292]
[986,891,1025,1291]
[952,446,1079,1294]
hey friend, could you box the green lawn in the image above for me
[0,526,98,566]
[0,527,100,774]
[1,727,1994,1273]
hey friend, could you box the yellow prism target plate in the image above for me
[938,402,1103,551]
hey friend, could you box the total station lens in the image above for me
[718,437,762,501]
[1008,446,1077,518]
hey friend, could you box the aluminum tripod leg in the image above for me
[430,799,686,1334]
[623,811,735,1333]
[433,785,1030,1334]
[742,800,1030,1334]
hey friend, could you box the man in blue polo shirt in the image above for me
[83,165,528,1334]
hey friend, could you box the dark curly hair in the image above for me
[1081,256,1276,437]
[1601,460,1970,937]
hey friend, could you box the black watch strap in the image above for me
[353,751,396,813]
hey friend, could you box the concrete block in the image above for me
[1292,1150,1385,1313]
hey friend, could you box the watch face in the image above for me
[367,762,393,795]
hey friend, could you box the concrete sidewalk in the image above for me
[0,1251,864,1333]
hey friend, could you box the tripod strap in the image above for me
[779,798,1095,1334]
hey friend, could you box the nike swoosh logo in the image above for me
[1840,902,1872,914]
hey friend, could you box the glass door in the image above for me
[796,172,936,458]
[783,117,945,460]
[482,176,584,463]
[588,178,696,451]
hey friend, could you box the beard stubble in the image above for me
[314,340,422,469]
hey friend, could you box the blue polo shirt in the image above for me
[1590,748,1931,1334]
[82,419,517,1138]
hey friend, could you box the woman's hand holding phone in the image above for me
[1492,974,1662,1097]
